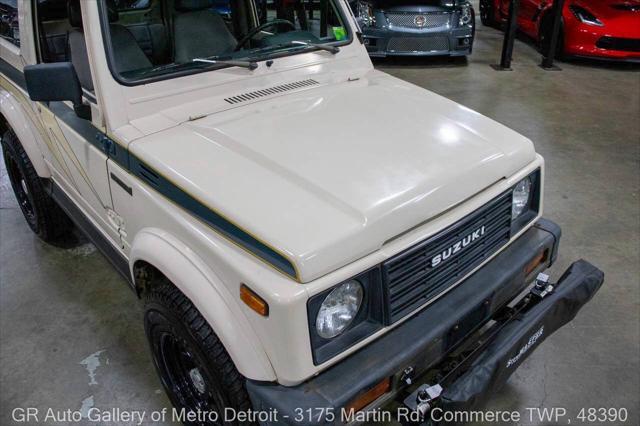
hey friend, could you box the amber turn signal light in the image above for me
[344,377,391,414]
[524,249,549,276]
[240,284,269,316]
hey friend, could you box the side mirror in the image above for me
[24,62,91,120]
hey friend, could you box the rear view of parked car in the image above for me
[350,0,475,57]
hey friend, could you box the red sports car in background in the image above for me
[479,0,640,61]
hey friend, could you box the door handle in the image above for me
[110,172,132,195]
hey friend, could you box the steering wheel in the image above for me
[234,19,297,51]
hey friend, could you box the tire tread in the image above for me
[144,278,254,420]
[1,129,72,242]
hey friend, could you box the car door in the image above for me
[36,106,122,241]
[32,0,121,246]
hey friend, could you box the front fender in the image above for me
[0,87,51,178]
[130,228,277,382]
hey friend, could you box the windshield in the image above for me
[100,0,350,83]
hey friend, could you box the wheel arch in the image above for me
[130,228,277,382]
[0,91,51,178]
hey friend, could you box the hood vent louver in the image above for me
[224,79,319,104]
[137,162,160,187]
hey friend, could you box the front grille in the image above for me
[596,37,640,52]
[387,36,450,52]
[385,12,451,29]
[383,191,513,323]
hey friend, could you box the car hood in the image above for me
[573,0,640,14]
[129,71,535,282]
[570,0,640,34]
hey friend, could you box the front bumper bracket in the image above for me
[404,260,604,420]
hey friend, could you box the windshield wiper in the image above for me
[137,62,186,77]
[192,58,258,70]
[290,40,340,54]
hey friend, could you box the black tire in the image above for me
[479,0,494,26]
[144,277,254,426]
[1,129,72,242]
[470,8,476,53]
[539,14,564,59]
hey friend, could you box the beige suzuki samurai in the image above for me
[0,0,603,424]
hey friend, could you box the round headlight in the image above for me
[356,1,375,26]
[315,280,363,339]
[459,5,472,26]
[512,177,532,219]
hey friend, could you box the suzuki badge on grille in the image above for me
[431,225,486,267]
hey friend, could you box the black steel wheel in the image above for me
[1,129,72,242]
[479,0,495,26]
[471,8,476,52]
[144,276,254,426]
[4,142,36,227]
[156,331,226,425]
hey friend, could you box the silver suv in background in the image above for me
[350,0,475,57]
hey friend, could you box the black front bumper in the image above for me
[363,26,474,58]
[246,219,604,425]
[361,8,474,57]
[436,259,603,413]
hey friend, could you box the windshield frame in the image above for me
[98,0,355,87]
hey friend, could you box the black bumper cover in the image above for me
[440,259,604,411]
[246,219,603,424]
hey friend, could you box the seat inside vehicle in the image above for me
[35,0,349,84]
[36,0,71,63]
[173,0,238,63]
[66,0,152,90]
[125,22,170,65]
[66,0,95,90]
[36,0,169,90]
